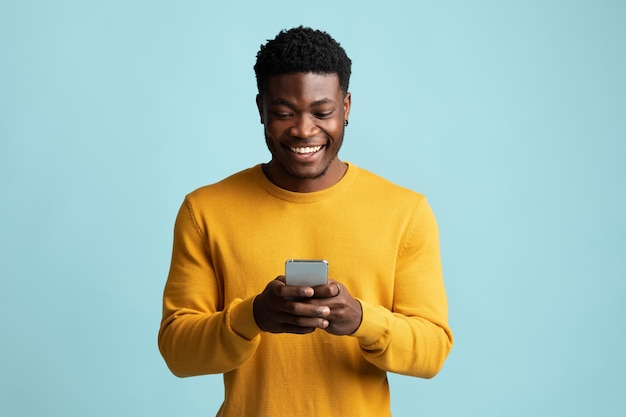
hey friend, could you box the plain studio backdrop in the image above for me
[1,1,624,416]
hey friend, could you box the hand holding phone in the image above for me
[252,261,330,332]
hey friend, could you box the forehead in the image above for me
[263,72,342,104]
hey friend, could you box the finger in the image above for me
[268,277,286,296]
[333,282,341,297]
[281,285,315,299]
[272,303,330,330]
[285,301,330,318]
[283,316,329,330]
[312,281,342,298]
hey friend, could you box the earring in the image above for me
[344,120,349,127]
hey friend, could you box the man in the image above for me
[159,26,453,417]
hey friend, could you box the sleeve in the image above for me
[351,198,453,378]
[158,198,262,377]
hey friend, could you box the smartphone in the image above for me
[285,259,328,287]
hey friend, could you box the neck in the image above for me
[262,159,348,193]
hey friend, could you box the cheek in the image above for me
[264,121,284,137]
[263,129,282,153]
[327,123,345,141]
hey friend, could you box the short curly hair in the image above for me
[254,26,352,95]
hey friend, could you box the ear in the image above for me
[256,94,265,124]
[343,92,352,121]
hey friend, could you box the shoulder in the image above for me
[187,166,259,198]
[350,164,426,206]
[182,165,263,212]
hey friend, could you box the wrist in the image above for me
[348,299,363,335]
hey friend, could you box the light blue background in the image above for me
[1,1,624,416]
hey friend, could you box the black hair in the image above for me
[254,26,352,95]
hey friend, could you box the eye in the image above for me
[315,111,334,119]
[271,111,292,120]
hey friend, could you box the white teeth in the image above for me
[290,145,323,154]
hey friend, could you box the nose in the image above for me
[289,114,320,139]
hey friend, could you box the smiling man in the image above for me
[158,27,453,417]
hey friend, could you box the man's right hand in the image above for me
[252,276,331,334]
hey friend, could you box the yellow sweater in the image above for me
[159,163,453,417]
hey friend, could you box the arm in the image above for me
[158,199,333,377]
[353,199,453,378]
[310,199,453,378]
[157,199,261,377]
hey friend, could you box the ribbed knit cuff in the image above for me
[351,300,391,348]
[230,296,262,341]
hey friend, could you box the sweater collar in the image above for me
[253,162,358,203]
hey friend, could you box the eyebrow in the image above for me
[269,98,336,108]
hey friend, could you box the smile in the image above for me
[289,145,324,154]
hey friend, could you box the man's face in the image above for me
[256,72,351,192]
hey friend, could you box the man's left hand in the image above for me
[307,281,362,335]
